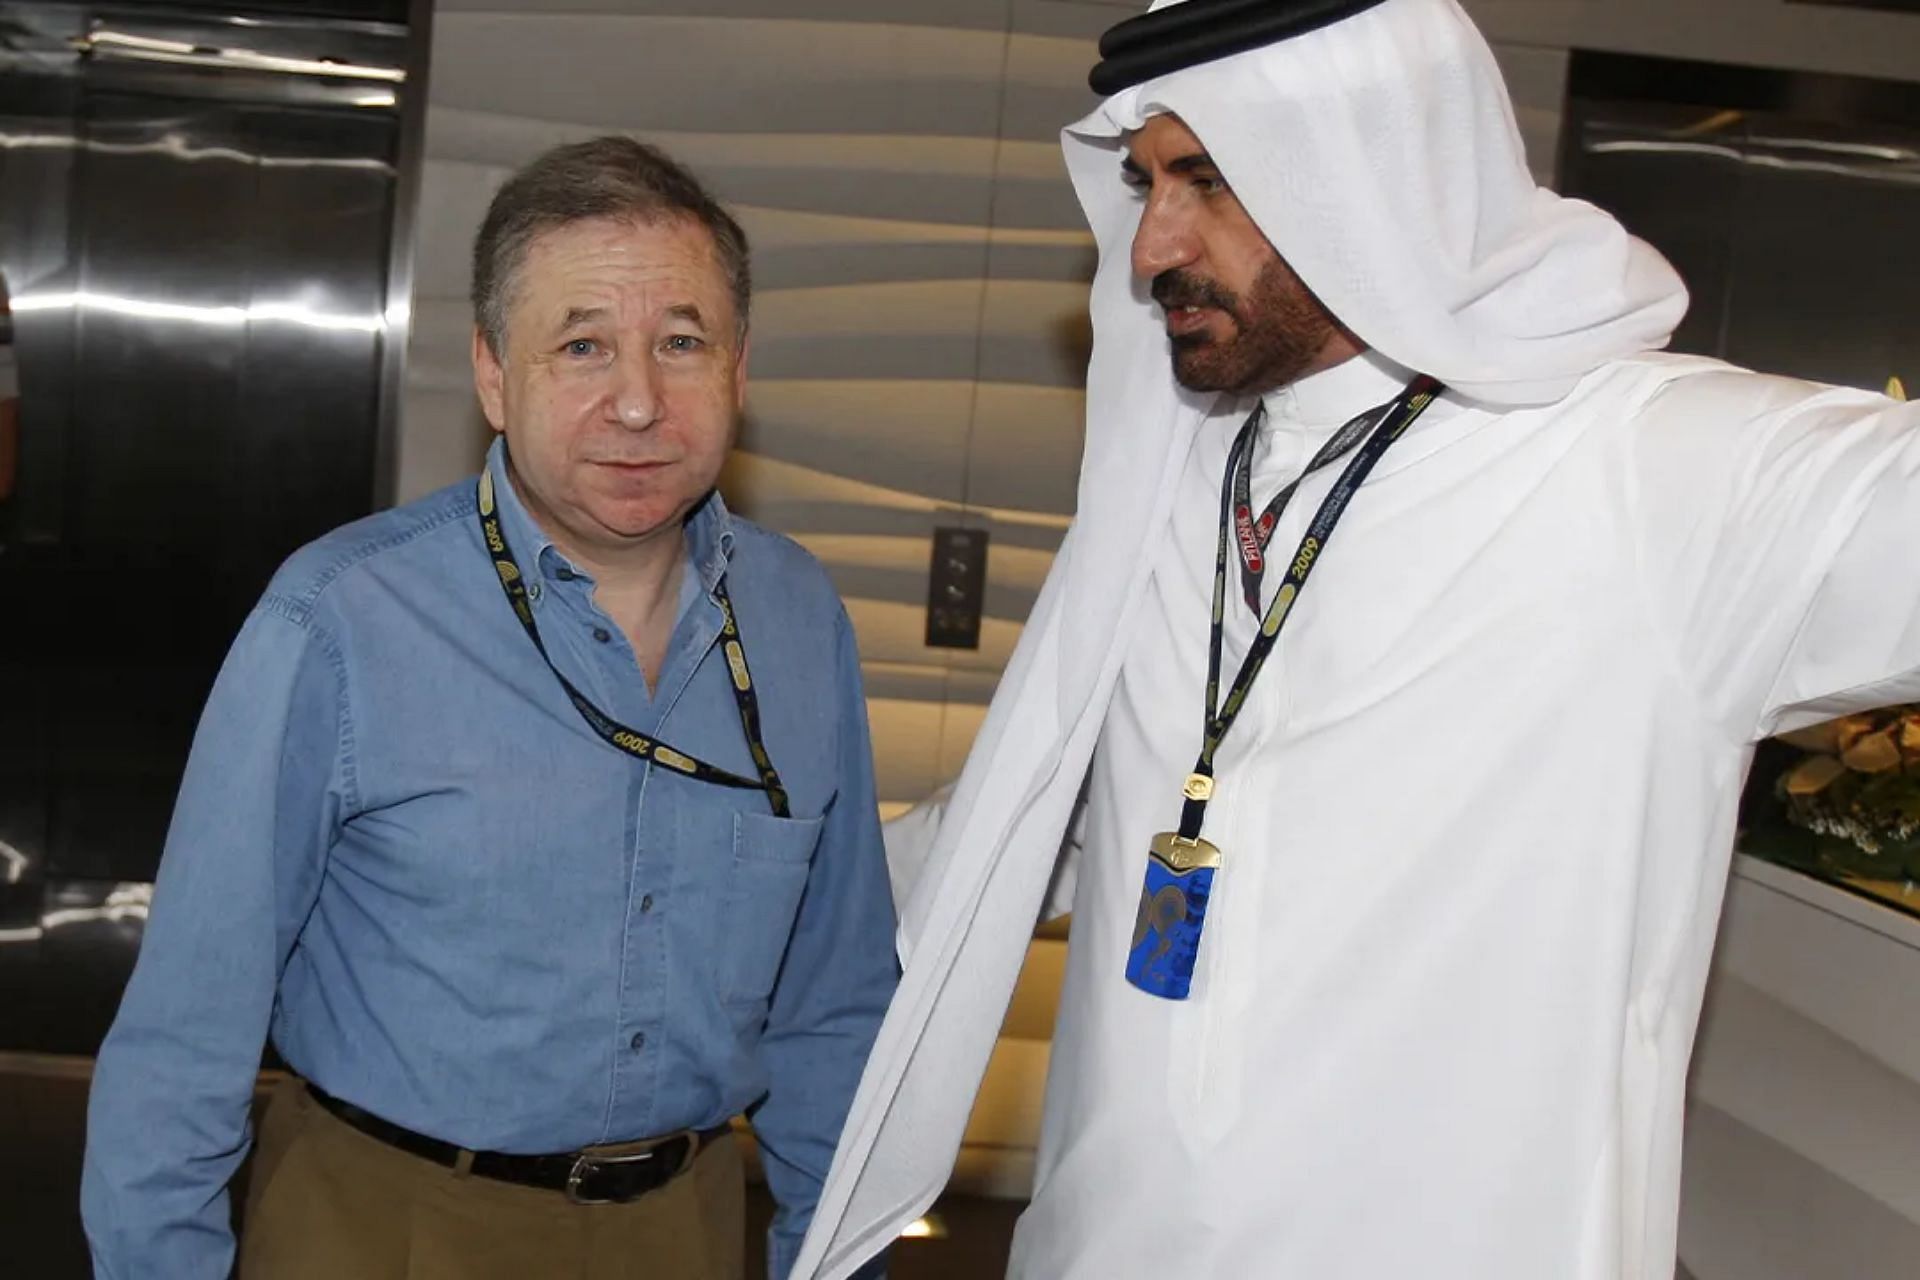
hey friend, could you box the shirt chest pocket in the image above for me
[717,810,825,1005]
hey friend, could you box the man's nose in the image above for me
[1131,197,1198,282]
[610,348,663,429]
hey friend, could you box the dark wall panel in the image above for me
[1562,51,1920,394]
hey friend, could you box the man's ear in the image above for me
[473,328,508,433]
[733,332,751,415]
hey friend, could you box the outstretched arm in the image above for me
[1628,371,1920,741]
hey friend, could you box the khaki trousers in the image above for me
[238,1080,746,1280]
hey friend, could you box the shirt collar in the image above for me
[483,437,559,571]
[1262,348,1412,430]
[483,436,735,595]
[683,486,736,598]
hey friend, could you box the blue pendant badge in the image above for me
[1125,832,1223,1000]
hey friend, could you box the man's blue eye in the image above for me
[664,335,702,352]
[566,339,596,357]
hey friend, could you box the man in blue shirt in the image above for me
[81,136,898,1280]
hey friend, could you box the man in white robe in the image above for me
[793,1,1920,1277]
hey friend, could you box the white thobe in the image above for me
[1001,352,1920,1279]
[790,10,1911,1278]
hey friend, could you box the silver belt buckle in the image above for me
[564,1148,658,1206]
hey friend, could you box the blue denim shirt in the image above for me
[81,440,898,1278]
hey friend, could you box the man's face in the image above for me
[1124,113,1353,395]
[473,215,747,562]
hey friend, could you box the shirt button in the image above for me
[526,582,543,602]
[629,1031,647,1052]
[592,627,612,643]
[640,893,655,913]
[555,567,576,581]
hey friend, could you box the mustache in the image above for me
[1151,270,1239,314]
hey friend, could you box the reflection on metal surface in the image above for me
[1676,109,1745,138]
[80,29,406,82]
[14,288,387,333]
[0,842,26,885]
[1,127,397,164]
[1562,49,1920,393]
[370,0,434,510]
[40,881,150,930]
[0,882,151,945]
[1587,138,1920,184]
[0,878,157,1057]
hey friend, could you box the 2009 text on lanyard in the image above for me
[1230,399,1380,619]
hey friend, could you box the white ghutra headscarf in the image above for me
[1068,0,1688,408]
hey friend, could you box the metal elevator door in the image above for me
[0,3,412,1051]
[19,97,392,881]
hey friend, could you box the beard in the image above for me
[1153,257,1343,395]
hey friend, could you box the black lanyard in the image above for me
[1230,401,1382,618]
[476,469,791,817]
[1177,374,1442,842]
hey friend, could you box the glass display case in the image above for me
[1740,711,1920,921]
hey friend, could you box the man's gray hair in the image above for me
[471,135,751,355]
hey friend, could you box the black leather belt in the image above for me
[304,1082,731,1206]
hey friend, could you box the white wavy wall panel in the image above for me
[402,1,1128,812]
